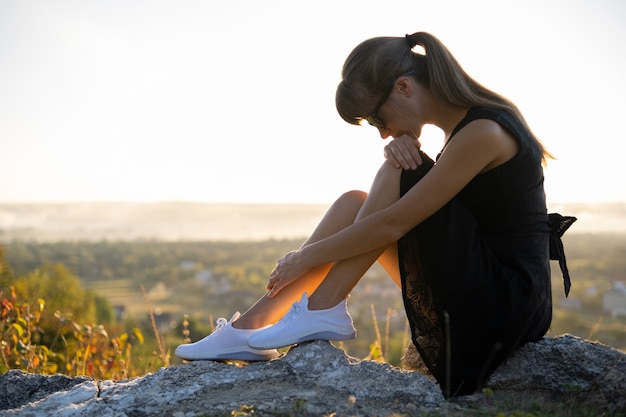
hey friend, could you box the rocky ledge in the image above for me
[0,334,624,417]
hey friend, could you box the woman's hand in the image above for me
[266,250,311,297]
[384,134,422,170]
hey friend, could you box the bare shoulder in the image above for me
[458,118,517,143]
[449,118,519,172]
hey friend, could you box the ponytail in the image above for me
[337,32,553,164]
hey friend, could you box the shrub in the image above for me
[0,248,157,379]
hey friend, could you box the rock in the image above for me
[0,373,91,411]
[0,335,624,417]
[486,334,626,415]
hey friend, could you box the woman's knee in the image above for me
[320,190,368,225]
[368,162,402,203]
[336,190,368,208]
[374,161,403,185]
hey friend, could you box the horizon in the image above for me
[0,198,625,205]
[1,201,625,242]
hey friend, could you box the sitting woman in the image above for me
[176,31,574,397]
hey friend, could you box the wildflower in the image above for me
[1,298,13,320]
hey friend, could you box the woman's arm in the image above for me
[267,119,519,295]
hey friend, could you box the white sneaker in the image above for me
[175,312,280,361]
[247,293,356,350]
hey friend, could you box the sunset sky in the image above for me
[1,0,625,205]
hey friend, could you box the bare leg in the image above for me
[234,163,403,328]
[308,163,402,310]
[232,189,365,329]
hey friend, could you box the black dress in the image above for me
[398,107,574,397]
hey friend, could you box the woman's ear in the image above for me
[395,77,413,97]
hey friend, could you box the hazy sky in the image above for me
[1,0,625,205]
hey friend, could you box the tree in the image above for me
[0,247,13,291]
[8,262,114,350]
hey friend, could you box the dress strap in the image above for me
[548,213,577,297]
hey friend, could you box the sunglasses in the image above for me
[365,70,415,129]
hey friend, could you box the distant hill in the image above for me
[0,202,329,242]
[0,201,624,242]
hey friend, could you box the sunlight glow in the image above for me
[0,0,624,204]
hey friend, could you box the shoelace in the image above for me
[282,301,302,323]
[212,317,229,333]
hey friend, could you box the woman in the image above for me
[176,31,574,397]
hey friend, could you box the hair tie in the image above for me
[405,33,417,48]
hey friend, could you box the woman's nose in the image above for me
[378,127,391,139]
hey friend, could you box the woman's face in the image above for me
[373,78,430,140]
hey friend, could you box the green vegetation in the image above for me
[1,232,625,383]
[546,233,626,350]
[0,248,157,378]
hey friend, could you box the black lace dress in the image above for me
[398,107,574,397]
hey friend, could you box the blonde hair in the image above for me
[336,31,553,163]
